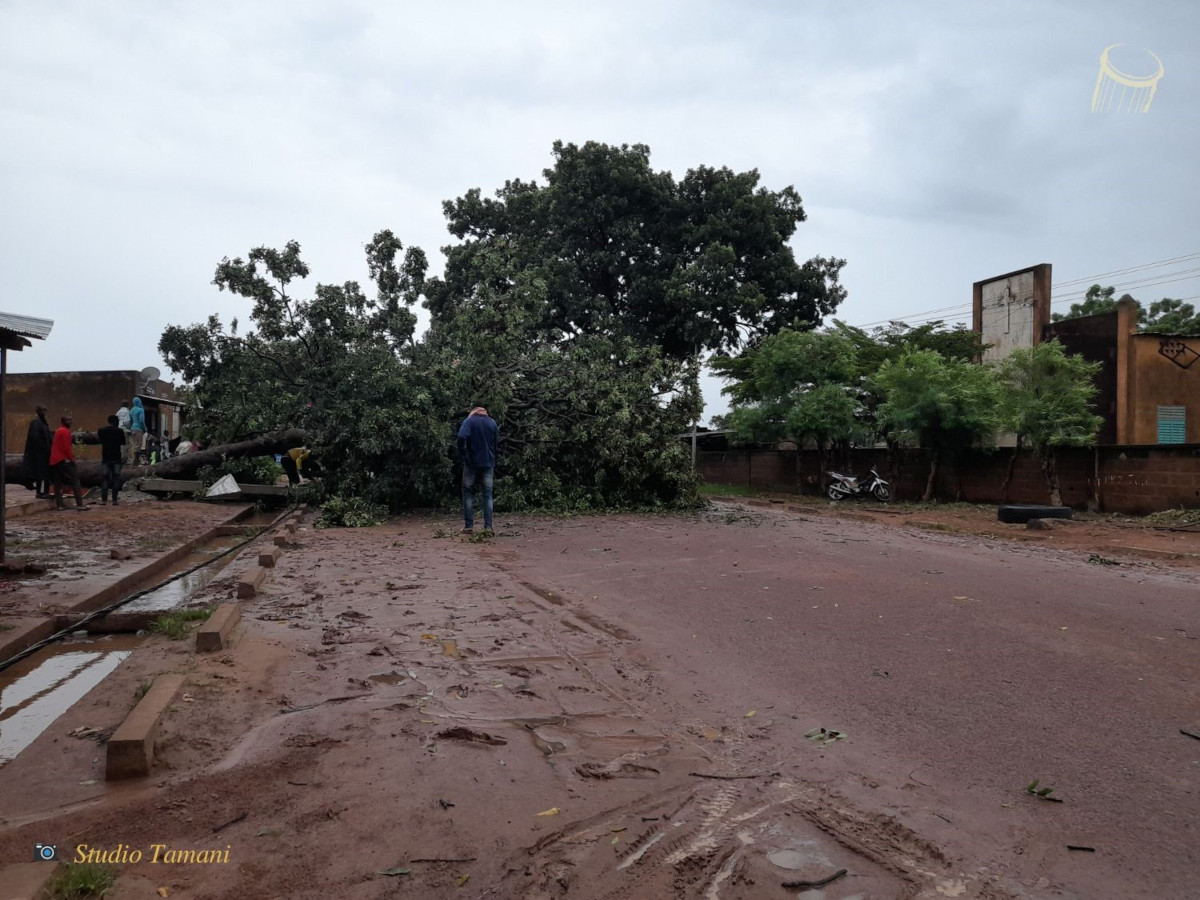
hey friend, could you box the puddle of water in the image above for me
[368,672,407,685]
[121,535,246,613]
[0,636,140,766]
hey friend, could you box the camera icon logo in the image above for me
[35,843,58,862]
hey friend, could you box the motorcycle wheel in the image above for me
[872,483,891,502]
[827,484,848,501]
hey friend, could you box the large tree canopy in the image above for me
[161,231,701,511]
[425,140,846,360]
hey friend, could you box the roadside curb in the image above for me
[105,673,186,780]
[197,603,241,652]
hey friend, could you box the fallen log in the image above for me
[5,428,307,489]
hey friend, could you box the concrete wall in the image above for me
[699,445,1200,515]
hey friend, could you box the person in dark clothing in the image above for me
[49,415,87,511]
[97,415,127,505]
[456,406,498,535]
[23,405,52,498]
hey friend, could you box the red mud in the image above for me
[0,501,1197,899]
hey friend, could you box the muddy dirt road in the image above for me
[0,501,1196,899]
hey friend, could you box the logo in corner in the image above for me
[1092,44,1163,113]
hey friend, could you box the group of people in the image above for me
[22,406,93,510]
[21,398,200,510]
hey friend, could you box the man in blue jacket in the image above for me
[129,397,147,464]
[457,406,498,535]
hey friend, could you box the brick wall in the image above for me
[698,445,1200,514]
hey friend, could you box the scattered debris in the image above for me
[535,807,560,817]
[212,812,247,833]
[1067,845,1096,852]
[437,727,507,746]
[782,868,847,890]
[1180,727,1200,741]
[378,866,412,876]
[67,726,102,739]
[410,857,477,864]
[455,873,471,886]
[804,727,847,745]
[438,798,456,809]
[744,710,756,718]
[688,771,780,781]
[1087,554,1121,566]
[1025,779,1063,802]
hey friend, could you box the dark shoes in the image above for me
[461,527,474,535]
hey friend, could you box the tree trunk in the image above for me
[5,428,307,488]
[1042,448,1063,507]
[922,449,939,502]
[999,436,1022,502]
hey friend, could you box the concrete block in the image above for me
[237,566,267,599]
[273,534,289,547]
[0,861,55,899]
[106,673,186,780]
[258,546,282,568]
[284,522,296,535]
[196,603,241,652]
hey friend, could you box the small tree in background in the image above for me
[874,350,1002,501]
[712,329,869,481]
[997,340,1102,507]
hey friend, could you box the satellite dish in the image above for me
[139,366,161,383]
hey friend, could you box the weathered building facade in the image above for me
[4,371,184,461]
[1044,298,1200,445]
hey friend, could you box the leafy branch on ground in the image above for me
[1025,779,1063,802]
[315,497,388,529]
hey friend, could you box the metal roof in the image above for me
[0,312,53,340]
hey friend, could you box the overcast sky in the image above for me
[2,1,1196,422]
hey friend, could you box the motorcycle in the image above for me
[826,466,891,502]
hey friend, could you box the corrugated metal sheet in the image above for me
[0,312,53,340]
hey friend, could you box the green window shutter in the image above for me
[1157,406,1185,444]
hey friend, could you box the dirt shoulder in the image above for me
[727,492,1200,567]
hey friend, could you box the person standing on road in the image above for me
[49,415,87,511]
[129,397,146,464]
[23,404,53,498]
[97,414,127,505]
[457,406,498,535]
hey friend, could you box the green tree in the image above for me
[159,232,457,506]
[1051,285,1199,333]
[426,140,847,361]
[162,232,703,512]
[712,330,866,478]
[997,340,1102,507]
[874,350,1002,501]
[1144,298,1200,333]
[1051,284,1118,322]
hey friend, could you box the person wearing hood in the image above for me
[129,397,147,464]
[23,405,52,498]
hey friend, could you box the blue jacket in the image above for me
[129,397,146,432]
[457,413,498,469]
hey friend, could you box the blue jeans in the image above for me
[101,461,123,503]
[462,466,493,529]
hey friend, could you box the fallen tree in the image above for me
[5,428,307,489]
